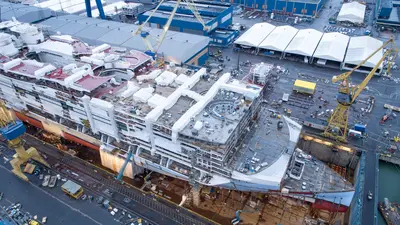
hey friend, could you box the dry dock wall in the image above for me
[297,135,360,169]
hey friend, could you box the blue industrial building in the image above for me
[376,0,400,28]
[214,0,325,17]
[138,0,239,47]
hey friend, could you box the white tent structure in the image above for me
[284,29,323,62]
[337,2,366,24]
[313,32,350,66]
[234,23,276,48]
[342,36,383,74]
[258,25,298,58]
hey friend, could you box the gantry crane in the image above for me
[133,0,208,65]
[85,0,106,19]
[0,101,49,181]
[323,38,398,142]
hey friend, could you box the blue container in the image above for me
[380,7,392,18]
[354,124,366,133]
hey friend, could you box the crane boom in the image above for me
[332,38,395,83]
[132,0,207,61]
[155,0,182,53]
[324,37,398,142]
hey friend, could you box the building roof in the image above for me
[0,1,52,23]
[284,29,323,57]
[344,36,383,68]
[337,2,366,24]
[313,32,350,62]
[258,25,298,51]
[38,15,209,64]
[234,23,276,47]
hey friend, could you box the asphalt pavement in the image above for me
[361,149,378,225]
[0,162,120,225]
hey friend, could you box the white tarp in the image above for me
[133,87,154,103]
[234,23,276,47]
[148,94,167,108]
[285,29,323,57]
[343,36,383,68]
[337,2,366,24]
[258,25,298,51]
[313,32,350,62]
[155,71,177,86]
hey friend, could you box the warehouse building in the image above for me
[336,2,366,24]
[0,1,52,23]
[138,1,238,46]
[376,0,400,29]
[257,25,298,58]
[218,0,325,17]
[0,2,210,66]
[342,36,383,74]
[312,32,350,68]
[283,28,323,63]
[234,22,275,52]
[39,15,210,65]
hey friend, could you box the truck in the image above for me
[293,79,316,95]
[61,180,84,199]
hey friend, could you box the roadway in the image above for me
[0,160,120,225]
[18,135,215,225]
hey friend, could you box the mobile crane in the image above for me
[323,38,398,142]
[0,101,49,181]
[133,0,208,66]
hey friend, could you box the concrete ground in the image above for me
[0,157,120,225]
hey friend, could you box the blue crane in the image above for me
[85,0,106,20]
[116,148,134,181]
[0,102,49,181]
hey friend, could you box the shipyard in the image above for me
[0,0,399,224]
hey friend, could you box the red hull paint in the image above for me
[62,132,100,151]
[270,190,349,212]
[313,199,348,212]
[15,112,44,129]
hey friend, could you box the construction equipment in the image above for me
[85,0,106,19]
[133,0,208,64]
[61,180,84,199]
[0,101,49,181]
[115,147,134,181]
[323,38,398,142]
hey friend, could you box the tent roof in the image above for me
[258,25,298,51]
[234,23,276,47]
[337,2,366,24]
[344,36,383,68]
[313,32,350,62]
[284,29,323,57]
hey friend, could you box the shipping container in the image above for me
[293,79,316,95]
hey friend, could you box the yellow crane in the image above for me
[133,0,208,66]
[323,38,398,142]
[0,101,49,181]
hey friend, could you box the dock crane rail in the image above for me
[323,37,398,142]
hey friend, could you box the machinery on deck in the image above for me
[133,0,208,65]
[0,101,49,181]
[323,38,398,142]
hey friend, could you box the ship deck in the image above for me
[230,107,293,173]
[282,148,354,193]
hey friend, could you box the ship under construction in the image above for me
[0,20,354,214]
